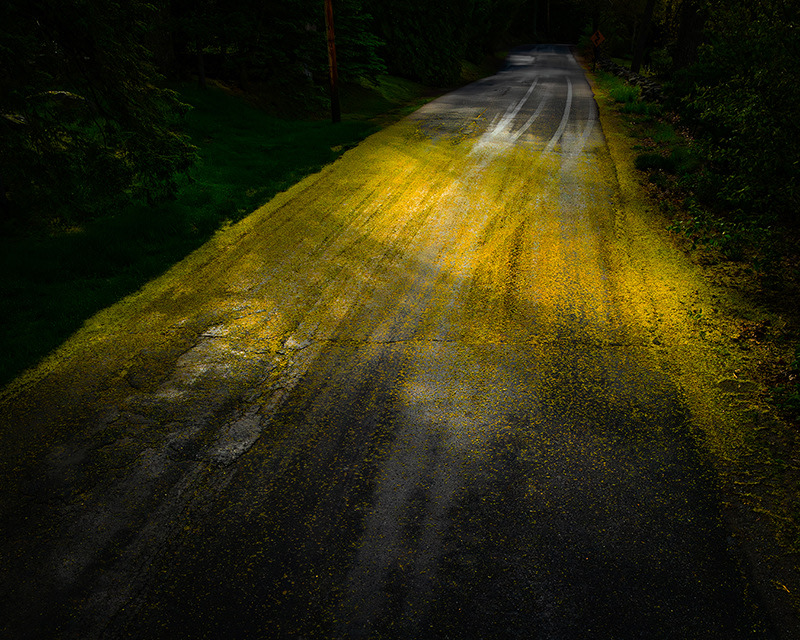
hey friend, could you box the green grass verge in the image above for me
[596,68,784,269]
[594,69,660,117]
[0,75,443,387]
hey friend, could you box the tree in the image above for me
[365,0,526,85]
[325,0,341,123]
[675,0,800,224]
[0,0,196,227]
[631,0,657,73]
[671,0,707,69]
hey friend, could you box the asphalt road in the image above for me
[0,45,772,638]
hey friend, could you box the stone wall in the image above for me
[594,52,663,102]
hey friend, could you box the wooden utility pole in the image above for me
[547,0,550,37]
[324,0,341,123]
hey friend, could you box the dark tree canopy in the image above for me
[366,0,527,85]
[673,0,800,223]
[0,0,196,226]
[1,0,796,229]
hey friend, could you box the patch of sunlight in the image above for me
[0,97,688,484]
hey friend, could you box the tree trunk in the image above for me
[546,0,550,37]
[631,0,656,74]
[673,0,707,69]
[196,41,206,89]
[325,0,341,124]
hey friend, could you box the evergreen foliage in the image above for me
[578,0,798,228]
[170,0,386,93]
[1,0,797,232]
[366,0,526,85]
[0,0,196,227]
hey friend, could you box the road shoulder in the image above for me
[582,55,800,638]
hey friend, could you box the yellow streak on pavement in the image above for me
[0,110,644,481]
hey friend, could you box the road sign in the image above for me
[591,31,605,47]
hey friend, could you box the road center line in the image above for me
[508,86,552,143]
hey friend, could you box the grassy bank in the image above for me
[0,74,445,388]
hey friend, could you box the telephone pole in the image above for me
[325,0,341,123]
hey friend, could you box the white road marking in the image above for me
[543,77,573,155]
[561,99,598,170]
[493,78,539,136]
[508,87,552,143]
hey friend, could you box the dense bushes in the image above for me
[669,0,800,227]
[367,0,526,86]
[3,0,796,233]
[1,0,530,227]
[0,0,389,229]
[596,0,799,231]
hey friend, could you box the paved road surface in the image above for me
[0,45,771,638]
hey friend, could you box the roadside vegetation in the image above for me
[1,0,799,630]
[585,0,800,433]
[587,26,800,622]
[0,0,513,387]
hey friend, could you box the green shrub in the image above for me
[636,153,677,173]
[0,83,386,386]
[636,147,701,176]
[0,0,196,227]
[774,385,800,423]
[669,147,701,175]
[621,100,660,117]
[609,82,641,104]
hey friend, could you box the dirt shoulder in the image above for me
[584,58,800,638]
